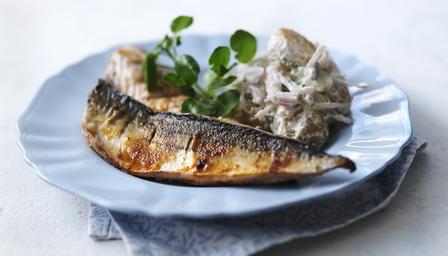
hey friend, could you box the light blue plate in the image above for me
[17,35,412,218]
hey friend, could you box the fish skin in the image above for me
[82,80,355,185]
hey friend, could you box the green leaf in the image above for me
[230,30,257,63]
[207,76,237,94]
[209,46,230,75]
[203,70,218,86]
[170,16,193,33]
[175,35,182,46]
[175,54,200,86]
[159,35,173,49]
[143,51,159,91]
[181,98,213,115]
[223,75,237,85]
[216,89,240,116]
[163,73,182,86]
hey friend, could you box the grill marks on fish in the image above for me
[82,80,356,185]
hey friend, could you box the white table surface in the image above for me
[1,0,447,255]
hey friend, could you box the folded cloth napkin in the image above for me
[88,136,426,256]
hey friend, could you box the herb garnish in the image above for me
[142,15,193,91]
[142,15,257,117]
[280,57,300,69]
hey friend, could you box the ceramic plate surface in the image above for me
[17,35,412,218]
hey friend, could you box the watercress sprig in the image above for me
[142,15,193,91]
[179,29,257,116]
[143,15,257,117]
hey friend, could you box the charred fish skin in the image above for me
[82,80,355,185]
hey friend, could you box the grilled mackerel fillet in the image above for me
[82,80,355,185]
